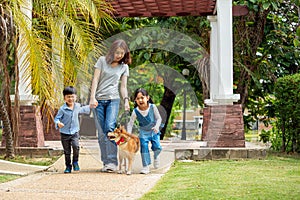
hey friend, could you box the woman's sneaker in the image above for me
[100,165,108,172]
[106,163,117,172]
[73,162,80,171]
[101,163,117,172]
[140,166,150,174]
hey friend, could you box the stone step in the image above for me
[175,148,267,160]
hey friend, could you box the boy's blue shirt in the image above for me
[54,102,90,135]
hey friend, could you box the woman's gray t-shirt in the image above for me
[94,56,129,100]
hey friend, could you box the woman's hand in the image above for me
[124,100,130,111]
[89,98,98,108]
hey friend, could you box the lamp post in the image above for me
[181,68,189,140]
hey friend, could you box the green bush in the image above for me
[274,73,300,152]
[259,129,270,143]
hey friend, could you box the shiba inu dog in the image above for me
[108,126,140,175]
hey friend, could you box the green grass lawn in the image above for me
[0,175,21,184]
[0,155,60,184]
[141,154,300,200]
[0,155,61,166]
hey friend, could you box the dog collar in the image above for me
[116,137,125,145]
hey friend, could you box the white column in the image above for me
[17,0,37,105]
[217,0,233,96]
[206,16,219,105]
[206,0,240,105]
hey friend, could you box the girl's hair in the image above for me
[133,88,154,108]
[63,86,76,96]
[106,39,132,65]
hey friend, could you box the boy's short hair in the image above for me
[63,86,77,96]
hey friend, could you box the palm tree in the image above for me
[0,2,17,158]
[0,0,116,158]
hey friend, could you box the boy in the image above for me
[54,86,90,173]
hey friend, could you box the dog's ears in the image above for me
[116,123,121,129]
[120,126,126,132]
[116,124,126,131]
[118,125,128,133]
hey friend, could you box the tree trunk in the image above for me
[235,9,270,109]
[0,4,15,158]
[196,54,210,101]
[158,86,176,140]
[292,136,296,153]
[281,121,286,152]
[11,16,20,148]
[0,96,15,158]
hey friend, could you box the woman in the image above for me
[90,39,131,172]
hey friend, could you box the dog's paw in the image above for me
[118,170,125,174]
[126,171,132,175]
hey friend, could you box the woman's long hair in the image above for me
[106,39,132,65]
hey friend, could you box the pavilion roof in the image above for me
[107,0,217,17]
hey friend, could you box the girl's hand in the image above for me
[152,127,159,134]
[58,122,64,128]
[89,98,98,108]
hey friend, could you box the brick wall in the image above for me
[18,105,45,147]
[42,109,60,141]
[202,104,245,147]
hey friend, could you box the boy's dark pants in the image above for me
[60,132,80,168]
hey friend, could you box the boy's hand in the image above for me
[58,122,64,128]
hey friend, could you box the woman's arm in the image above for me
[120,75,130,111]
[89,68,100,108]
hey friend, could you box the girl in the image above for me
[89,39,131,172]
[127,88,163,174]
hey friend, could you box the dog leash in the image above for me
[117,110,131,128]
[78,109,103,164]
[117,110,139,136]
[78,109,133,164]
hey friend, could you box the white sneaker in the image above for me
[101,163,117,172]
[100,165,108,172]
[154,159,159,169]
[140,166,150,174]
[106,163,117,172]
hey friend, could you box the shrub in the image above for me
[274,73,300,153]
